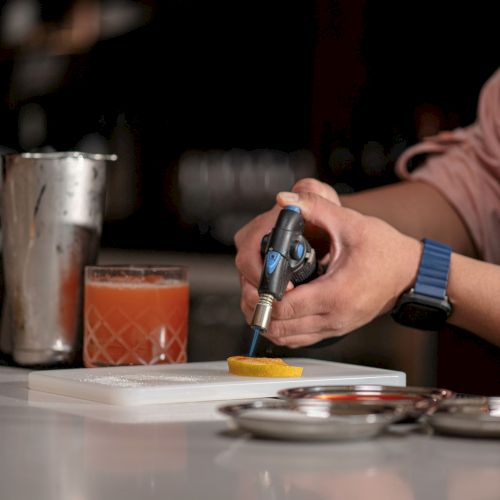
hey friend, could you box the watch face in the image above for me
[392,302,449,331]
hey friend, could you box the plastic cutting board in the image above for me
[28,358,406,406]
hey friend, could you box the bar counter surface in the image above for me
[1,366,499,500]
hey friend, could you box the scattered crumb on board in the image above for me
[77,374,219,388]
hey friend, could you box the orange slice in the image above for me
[227,356,303,378]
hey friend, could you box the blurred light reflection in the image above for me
[177,149,316,246]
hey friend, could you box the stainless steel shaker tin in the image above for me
[0,151,116,366]
[5,152,115,229]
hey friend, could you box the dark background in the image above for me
[1,0,498,253]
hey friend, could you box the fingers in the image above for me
[263,313,344,348]
[292,178,341,206]
[275,190,354,267]
[240,276,296,324]
[234,249,262,288]
[271,278,334,320]
[241,271,346,348]
[270,333,332,349]
[234,205,281,286]
[237,184,352,349]
[243,273,336,324]
[240,276,259,324]
[276,190,352,235]
[235,186,342,288]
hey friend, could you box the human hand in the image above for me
[234,178,340,322]
[238,188,422,348]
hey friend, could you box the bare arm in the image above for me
[447,254,500,346]
[340,180,477,258]
[276,188,500,347]
[341,181,500,345]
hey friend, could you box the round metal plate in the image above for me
[218,398,409,441]
[427,397,500,438]
[278,385,454,420]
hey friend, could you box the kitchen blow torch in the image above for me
[248,205,319,356]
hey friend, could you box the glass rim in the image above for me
[86,264,188,271]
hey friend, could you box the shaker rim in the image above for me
[5,151,117,161]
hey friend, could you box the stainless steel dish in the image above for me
[426,397,500,438]
[218,398,410,441]
[278,385,454,420]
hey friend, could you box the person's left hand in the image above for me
[240,190,422,348]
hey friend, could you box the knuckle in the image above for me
[324,309,349,334]
[293,177,320,193]
[234,252,244,271]
[239,292,248,311]
[240,285,254,305]
[240,297,252,323]
[233,227,244,247]
[267,320,287,341]
[234,230,248,250]
[274,299,297,320]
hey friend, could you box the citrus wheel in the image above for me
[227,356,303,378]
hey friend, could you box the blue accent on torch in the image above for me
[248,326,262,357]
[265,251,281,275]
[296,242,304,259]
[285,205,301,213]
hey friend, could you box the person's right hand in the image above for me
[234,204,282,292]
[234,178,341,333]
[250,190,421,347]
[235,178,422,348]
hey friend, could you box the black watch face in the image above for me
[392,302,449,331]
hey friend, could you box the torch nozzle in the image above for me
[247,293,274,357]
[250,293,274,331]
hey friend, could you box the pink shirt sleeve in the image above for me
[395,68,500,264]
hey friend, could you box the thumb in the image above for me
[276,191,348,231]
[292,178,341,206]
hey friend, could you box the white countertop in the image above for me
[1,366,499,500]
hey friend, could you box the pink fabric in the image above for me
[396,68,500,263]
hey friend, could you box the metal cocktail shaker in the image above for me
[0,152,115,366]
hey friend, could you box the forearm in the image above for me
[341,181,500,345]
[448,254,500,347]
[340,180,477,258]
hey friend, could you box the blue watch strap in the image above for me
[414,239,452,300]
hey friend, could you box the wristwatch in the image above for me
[392,238,453,330]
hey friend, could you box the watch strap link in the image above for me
[414,238,452,300]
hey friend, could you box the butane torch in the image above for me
[248,205,319,356]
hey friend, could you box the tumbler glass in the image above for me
[83,265,189,367]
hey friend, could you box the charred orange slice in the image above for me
[227,356,303,378]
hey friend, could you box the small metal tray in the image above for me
[426,397,500,438]
[218,398,410,441]
[278,385,454,420]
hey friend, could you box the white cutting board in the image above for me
[28,358,406,406]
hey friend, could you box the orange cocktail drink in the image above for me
[84,266,189,367]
